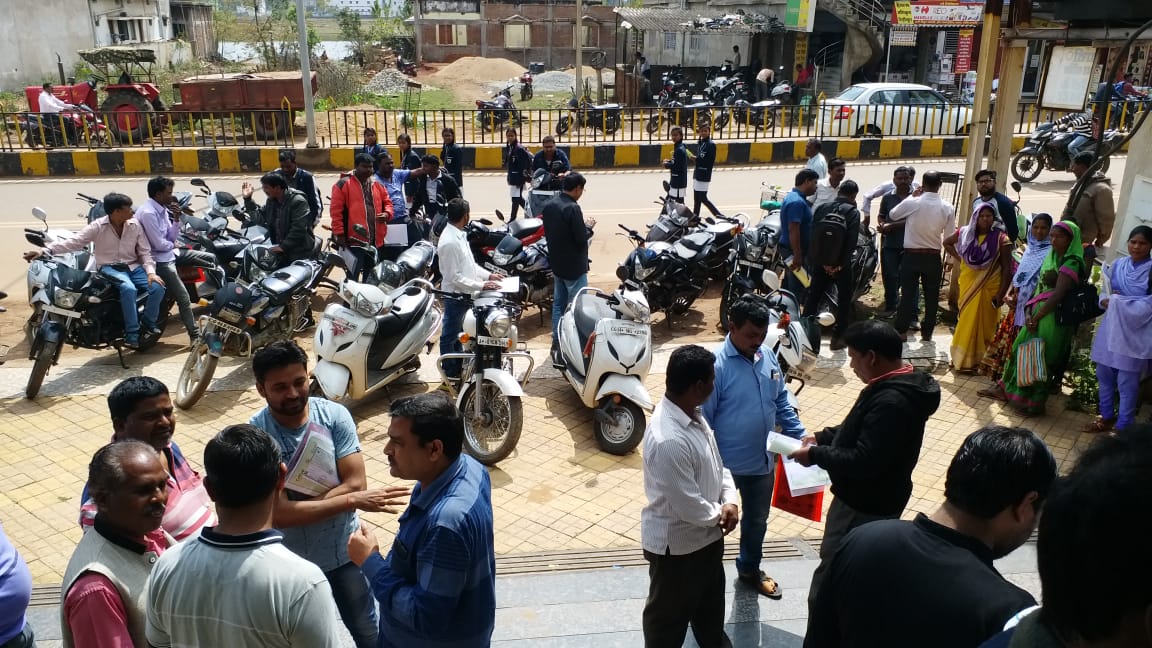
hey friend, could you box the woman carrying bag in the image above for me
[944,201,1014,373]
[979,221,1086,416]
[979,214,1052,377]
[1086,226,1152,433]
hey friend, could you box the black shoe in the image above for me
[829,337,846,351]
[550,346,564,369]
[909,320,921,332]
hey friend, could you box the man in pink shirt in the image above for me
[79,377,216,542]
[23,193,165,349]
[61,440,173,648]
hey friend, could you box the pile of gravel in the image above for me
[365,69,421,95]
[530,70,616,93]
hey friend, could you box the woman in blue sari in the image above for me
[1087,226,1152,432]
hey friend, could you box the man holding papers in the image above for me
[702,295,812,600]
[250,341,410,648]
[789,321,940,609]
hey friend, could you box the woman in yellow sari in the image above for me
[944,201,1013,373]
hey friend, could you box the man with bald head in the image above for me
[61,440,174,648]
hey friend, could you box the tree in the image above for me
[337,8,368,67]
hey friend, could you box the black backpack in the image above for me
[809,202,851,267]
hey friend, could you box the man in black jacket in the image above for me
[277,149,322,227]
[440,127,464,188]
[410,154,461,238]
[692,123,721,218]
[504,127,533,221]
[396,133,423,206]
[803,181,861,350]
[542,172,595,365]
[791,320,940,605]
[662,126,688,203]
[241,172,316,266]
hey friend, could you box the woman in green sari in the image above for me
[978,221,1085,415]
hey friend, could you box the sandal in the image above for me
[1082,416,1115,434]
[737,571,783,600]
[977,385,1007,401]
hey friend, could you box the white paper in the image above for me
[767,431,803,456]
[384,224,409,246]
[284,426,340,497]
[782,456,831,498]
[497,276,520,293]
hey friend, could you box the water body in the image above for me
[218,40,355,63]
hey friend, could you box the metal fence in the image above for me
[1,101,1142,151]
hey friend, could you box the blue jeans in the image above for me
[327,561,378,648]
[1067,134,1092,158]
[440,296,470,377]
[0,623,35,648]
[100,265,165,336]
[732,472,775,576]
[552,274,588,339]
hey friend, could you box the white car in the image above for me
[817,83,975,138]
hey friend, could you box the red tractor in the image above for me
[25,48,165,143]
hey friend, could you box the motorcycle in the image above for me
[524,165,565,220]
[436,291,534,465]
[25,238,166,399]
[644,182,746,280]
[519,71,534,101]
[645,97,729,135]
[761,273,832,392]
[719,215,787,330]
[556,90,622,136]
[616,224,712,318]
[24,206,93,332]
[1011,123,1121,183]
[173,220,334,409]
[19,105,110,148]
[728,97,782,130]
[311,276,442,404]
[475,87,521,131]
[658,66,693,103]
[556,283,653,454]
[396,55,417,77]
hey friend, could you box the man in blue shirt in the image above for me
[136,176,198,344]
[349,392,496,648]
[781,168,820,298]
[373,151,427,224]
[702,295,811,600]
[250,341,411,648]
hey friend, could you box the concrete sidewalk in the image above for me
[21,539,1041,647]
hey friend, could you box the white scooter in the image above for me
[760,271,834,409]
[24,206,92,332]
[556,281,654,454]
[312,277,442,402]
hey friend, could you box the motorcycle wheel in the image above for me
[174,341,218,410]
[713,111,730,130]
[26,339,58,400]
[760,110,776,130]
[460,378,523,465]
[645,116,660,135]
[718,281,746,331]
[594,398,646,455]
[556,116,571,136]
[1011,152,1044,184]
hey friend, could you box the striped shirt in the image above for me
[641,399,738,556]
[80,441,216,542]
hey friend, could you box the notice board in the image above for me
[1040,46,1097,111]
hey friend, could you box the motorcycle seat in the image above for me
[573,292,616,350]
[176,248,217,268]
[375,285,432,337]
[594,103,621,110]
[674,232,715,261]
[259,262,313,304]
[396,241,435,275]
[508,217,543,239]
[210,238,246,260]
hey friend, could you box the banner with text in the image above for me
[955,29,974,74]
[785,0,818,32]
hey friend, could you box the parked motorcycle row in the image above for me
[646,62,794,135]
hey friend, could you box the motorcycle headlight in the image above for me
[249,266,268,283]
[625,297,651,324]
[635,256,656,280]
[484,310,512,337]
[349,291,386,317]
[246,294,271,316]
[744,244,764,261]
[492,251,513,266]
[54,288,82,309]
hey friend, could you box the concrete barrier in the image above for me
[1,135,1123,177]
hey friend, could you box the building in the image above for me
[330,0,384,16]
[172,1,217,58]
[415,0,618,69]
[0,1,94,91]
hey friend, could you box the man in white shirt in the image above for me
[437,198,503,378]
[642,344,739,648]
[38,83,71,113]
[882,172,957,343]
[812,157,847,209]
[806,138,828,180]
[146,424,342,647]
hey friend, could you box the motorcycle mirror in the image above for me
[817,311,837,327]
[189,178,207,188]
[494,210,506,222]
[761,269,782,292]
[1010,181,1022,193]
[662,180,670,192]
[31,207,48,223]
[479,218,493,225]
[615,265,629,281]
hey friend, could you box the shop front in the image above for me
[884,0,984,95]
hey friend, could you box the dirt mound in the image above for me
[429,57,526,86]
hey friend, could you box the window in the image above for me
[908,90,945,106]
[835,85,868,101]
[664,31,677,51]
[646,30,659,49]
[689,34,703,52]
[436,24,468,46]
[573,25,597,48]
[109,18,147,44]
[868,90,905,105]
[505,23,530,49]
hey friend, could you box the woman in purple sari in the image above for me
[1087,226,1152,432]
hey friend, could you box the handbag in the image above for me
[1016,338,1047,387]
[1055,282,1104,326]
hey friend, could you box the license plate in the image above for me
[476,335,509,347]
[205,316,244,335]
[42,305,81,318]
[484,262,503,273]
[609,325,646,336]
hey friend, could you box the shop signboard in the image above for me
[785,0,818,32]
[891,0,983,26]
[894,1,914,25]
[955,29,974,74]
[1041,46,1097,111]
